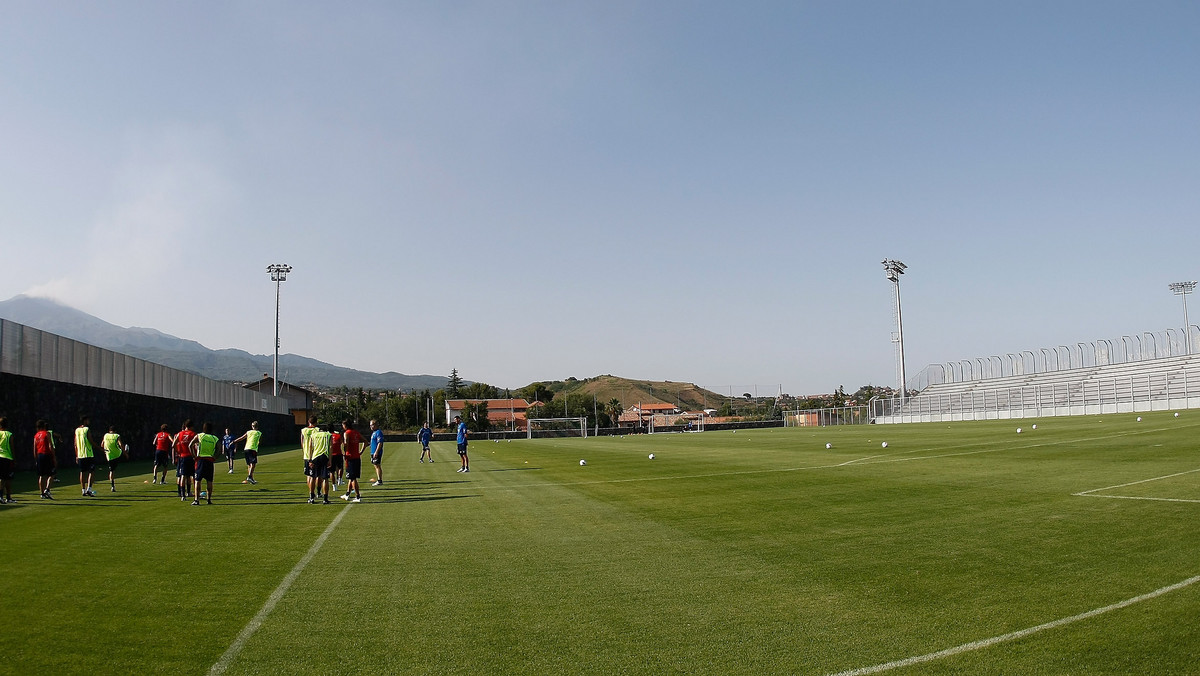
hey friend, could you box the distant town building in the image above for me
[244,375,315,425]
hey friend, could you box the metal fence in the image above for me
[782,407,872,426]
[0,318,288,414]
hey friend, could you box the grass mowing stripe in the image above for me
[209,502,353,676]
[436,429,1170,494]
[827,573,1200,676]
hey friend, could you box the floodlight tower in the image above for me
[1169,281,1197,355]
[267,264,293,396]
[883,259,908,403]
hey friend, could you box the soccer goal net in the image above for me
[527,417,588,439]
[648,413,704,433]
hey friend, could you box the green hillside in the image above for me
[543,375,726,411]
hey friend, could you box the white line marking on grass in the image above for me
[827,574,1200,676]
[1078,494,1200,504]
[836,455,887,466]
[209,504,353,675]
[1073,467,1200,496]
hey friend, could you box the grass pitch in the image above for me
[3,414,1200,674]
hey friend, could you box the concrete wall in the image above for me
[0,372,296,471]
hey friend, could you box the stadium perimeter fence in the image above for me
[383,419,786,442]
[0,318,288,414]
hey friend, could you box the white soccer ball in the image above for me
[881,442,888,448]
[1175,412,1181,418]
[825,443,832,449]
[1031,425,1037,430]
[648,454,654,460]
[1137,416,1142,422]
[579,459,587,466]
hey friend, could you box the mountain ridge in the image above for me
[0,295,449,391]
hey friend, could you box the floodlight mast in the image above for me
[1169,281,1197,355]
[883,259,908,404]
[267,264,293,396]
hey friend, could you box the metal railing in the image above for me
[0,318,288,414]
[872,366,1200,424]
[908,325,1200,391]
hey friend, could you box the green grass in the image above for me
[3,414,1200,674]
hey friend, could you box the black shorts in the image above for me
[421,441,430,450]
[346,457,362,480]
[371,449,383,465]
[78,456,96,474]
[244,450,258,465]
[36,454,56,477]
[0,457,13,480]
[194,458,215,482]
[107,455,121,472]
[457,442,468,456]
[309,454,329,479]
[331,455,344,471]
[154,450,171,467]
[176,457,195,478]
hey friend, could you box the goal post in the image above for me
[527,417,588,439]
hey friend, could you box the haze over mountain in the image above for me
[0,295,449,391]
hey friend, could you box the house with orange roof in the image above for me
[444,398,532,431]
[617,402,683,427]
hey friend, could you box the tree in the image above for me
[447,368,463,398]
[462,381,503,399]
[832,385,846,408]
[517,382,553,404]
[460,400,490,433]
[606,398,623,428]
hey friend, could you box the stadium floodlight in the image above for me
[882,259,908,403]
[267,264,293,396]
[1169,281,1197,355]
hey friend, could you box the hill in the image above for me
[543,375,727,411]
[0,295,449,390]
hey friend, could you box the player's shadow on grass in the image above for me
[6,495,162,508]
[382,479,471,488]
[361,493,477,504]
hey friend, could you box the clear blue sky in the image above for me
[2,2,1198,394]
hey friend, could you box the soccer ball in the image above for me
[1137,416,1142,422]
[1175,412,1181,418]
[1032,425,1037,430]
[579,459,587,466]
[648,454,654,460]
[825,443,832,449]
[1017,428,1022,433]
[881,442,888,448]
